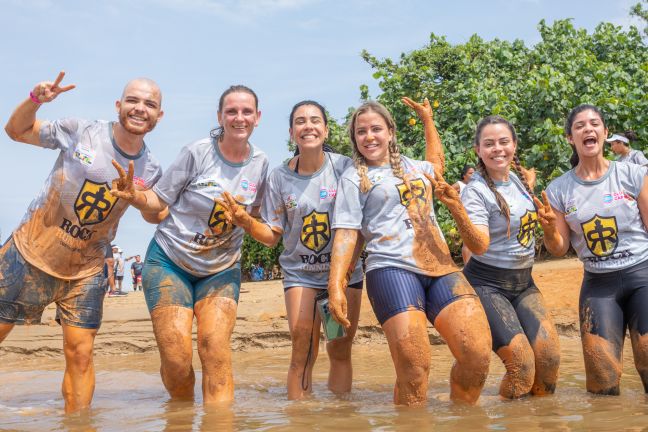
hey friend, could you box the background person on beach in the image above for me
[128,255,144,291]
[112,245,126,294]
[327,99,492,406]
[219,100,366,400]
[452,164,475,194]
[607,131,648,167]
[461,115,560,399]
[0,72,163,413]
[540,104,648,395]
[111,85,268,404]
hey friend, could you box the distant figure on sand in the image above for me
[1,72,163,413]
[111,85,268,404]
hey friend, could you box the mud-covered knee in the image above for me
[326,337,352,362]
[394,336,431,376]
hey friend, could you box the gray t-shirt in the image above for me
[546,161,648,273]
[13,118,161,280]
[461,172,537,269]
[261,153,363,289]
[617,149,648,166]
[153,138,268,277]
[333,155,457,277]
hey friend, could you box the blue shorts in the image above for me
[366,267,477,325]
[0,237,105,329]
[142,239,241,312]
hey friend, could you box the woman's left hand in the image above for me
[402,96,434,121]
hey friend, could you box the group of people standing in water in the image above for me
[0,71,647,413]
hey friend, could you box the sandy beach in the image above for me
[0,257,584,361]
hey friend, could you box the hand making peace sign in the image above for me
[31,71,76,104]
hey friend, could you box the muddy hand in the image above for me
[402,96,433,121]
[533,190,556,230]
[110,160,137,201]
[217,191,251,228]
[30,71,76,103]
[424,172,460,208]
[328,289,350,329]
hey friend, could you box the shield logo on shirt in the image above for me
[301,210,330,253]
[581,214,618,257]
[208,201,234,237]
[517,210,538,248]
[74,179,118,226]
[396,178,426,208]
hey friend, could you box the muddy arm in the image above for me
[402,97,445,177]
[327,228,359,329]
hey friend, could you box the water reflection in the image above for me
[2,338,648,431]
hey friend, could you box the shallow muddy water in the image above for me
[2,337,648,431]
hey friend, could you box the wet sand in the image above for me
[0,257,583,361]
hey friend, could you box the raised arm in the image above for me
[533,191,571,257]
[4,71,75,145]
[217,192,282,247]
[424,172,489,255]
[402,97,445,177]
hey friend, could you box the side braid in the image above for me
[477,158,511,238]
[354,153,373,193]
[389,140,404,180]
[511,154,537,210]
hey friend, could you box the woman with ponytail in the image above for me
[460,115,560,399]
[327,99,492,406]
[607,130,648,167]
[540,104,648,395]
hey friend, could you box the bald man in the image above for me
[2,72,164,413]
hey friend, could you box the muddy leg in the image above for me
[195,296,237,404]
[382,310,431,406]
[326,287,362,394]
[61,324,97,413]
[515,291,560,396]
[285,287,321,400]
[495,334,535,398]
[434,297,491,404]
[151,306,196,399]
[580,297,624,395]
[0,322,14,343]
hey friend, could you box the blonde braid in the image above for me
[477,158,511,238]
[354,153,373,193]
[389,140,404,180]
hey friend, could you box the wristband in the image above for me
[29,91,42,104]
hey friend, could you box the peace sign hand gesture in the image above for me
[110,160,137,202]
[402,96,434,121]
[216,192,252,229]
[31,71,75,104]
[424,172,461,209]
[533,191,557,231]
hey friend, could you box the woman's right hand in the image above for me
[328,288,350,329]
[217,191,253,229]
[533,191,557,232]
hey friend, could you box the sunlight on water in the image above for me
[2,337,648,431]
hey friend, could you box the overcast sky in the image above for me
[0,0,641,285]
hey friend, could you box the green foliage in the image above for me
[359,17,648,255]
[240,234,283,275]
[631,0,648,38]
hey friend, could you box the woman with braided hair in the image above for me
[460,115,560,399]
[327,99,492,406]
